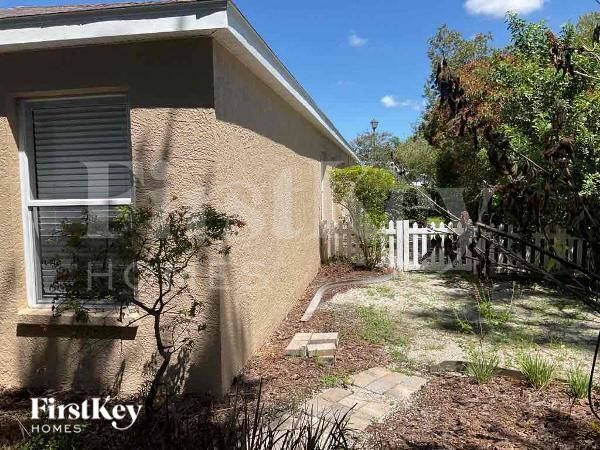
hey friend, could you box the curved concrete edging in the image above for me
[300,272,396,322]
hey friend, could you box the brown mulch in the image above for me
[235,264,391,408]
[368,374,600,450]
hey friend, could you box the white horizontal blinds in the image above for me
[37,206,124,303]
[31,99,132,200]
[25,95,133,305]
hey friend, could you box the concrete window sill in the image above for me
[17,308,140,328]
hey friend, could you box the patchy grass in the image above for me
[356,306,398,344]
[329,272,599,375]
[319,372,350,388]
[367,284,395,299]
[466,347,500,384]
[567,365,589,399]
[389,345,419,373]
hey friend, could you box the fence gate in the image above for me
[320,220,593,274]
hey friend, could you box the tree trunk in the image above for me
[145,352,171,417]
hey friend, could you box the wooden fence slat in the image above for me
[388,220,395,269]
[319,220,594,274]
[396,220,403,270]
[403,220,410,271]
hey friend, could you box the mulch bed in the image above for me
[236,264,391,408]
[368,374,600,449]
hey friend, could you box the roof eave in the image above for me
[0,0,357,161]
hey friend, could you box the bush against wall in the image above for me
[330,166,396,269]
[51,202,244,415]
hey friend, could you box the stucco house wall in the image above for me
[0,36,351,396]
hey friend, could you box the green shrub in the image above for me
[330,166,396,269]
[467,348,499,384]
[567,365,589,399]
[517,352,557,389]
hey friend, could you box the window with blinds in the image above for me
[20,96,133,306]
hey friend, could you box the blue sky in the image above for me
[1,0,596,142]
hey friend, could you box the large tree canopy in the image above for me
[422,13,600,255]
[351,130,400,168]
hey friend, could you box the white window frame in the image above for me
[18,94,133,309]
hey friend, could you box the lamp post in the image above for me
[370,119,379,135]
[370,119,379,161]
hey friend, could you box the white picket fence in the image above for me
[320,220,595,273]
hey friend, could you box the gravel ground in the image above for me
[328,272,600,376]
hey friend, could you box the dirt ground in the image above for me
[328,271,600,376]
[238,267,600,448]
[368,374,600,449]
[237,264,392,410]
[2,266,600,449]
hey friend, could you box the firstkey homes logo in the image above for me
[31,397,142,434]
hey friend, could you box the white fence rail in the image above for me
[320,220,595,273]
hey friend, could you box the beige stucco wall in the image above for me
[0,37,351,397]
[211,42,351,385]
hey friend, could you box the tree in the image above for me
[423,12,600,291]
[330,166,396,269]
[350,130,400,168]
[425,25,493,103]
[393,136,440,186]
[421,25,496,215]
[51,203,244,415]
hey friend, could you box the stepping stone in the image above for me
[365,372,409,394]
[338,394,368,410]
[307,342,336,357]
[347,410,374,431]
[319,387,352,403]
[350,366,391,388]
[310,332,339,346]
[385,384,413,401]
[304,397,334,416]
[365,367,392,378]
[284,332,313,356]
[294,332,313,342]
[285,340,307,357]
[356,401,394,420]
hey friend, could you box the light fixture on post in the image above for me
[370,119,379,134]
[370,119,379,160]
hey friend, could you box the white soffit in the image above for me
[0,0,356,160]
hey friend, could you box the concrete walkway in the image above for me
[299,367,427,431]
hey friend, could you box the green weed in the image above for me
[367,285,395,299]
[466,347,499,384]
[357,306,398,344]
[320,373,350,388]
[567,365,589,399]
[517,352,557,390]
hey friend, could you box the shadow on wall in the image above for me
[185,254,249,396]
[213,43,344,164]
[13,108,245,398]
[0,36,272,397]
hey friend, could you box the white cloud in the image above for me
[381,95,399,108]
[348,32,368,47]
[381,97,425,111]
[464,0,544,17]
[400,99,426,112]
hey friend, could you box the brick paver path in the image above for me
[289,367,427,432]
